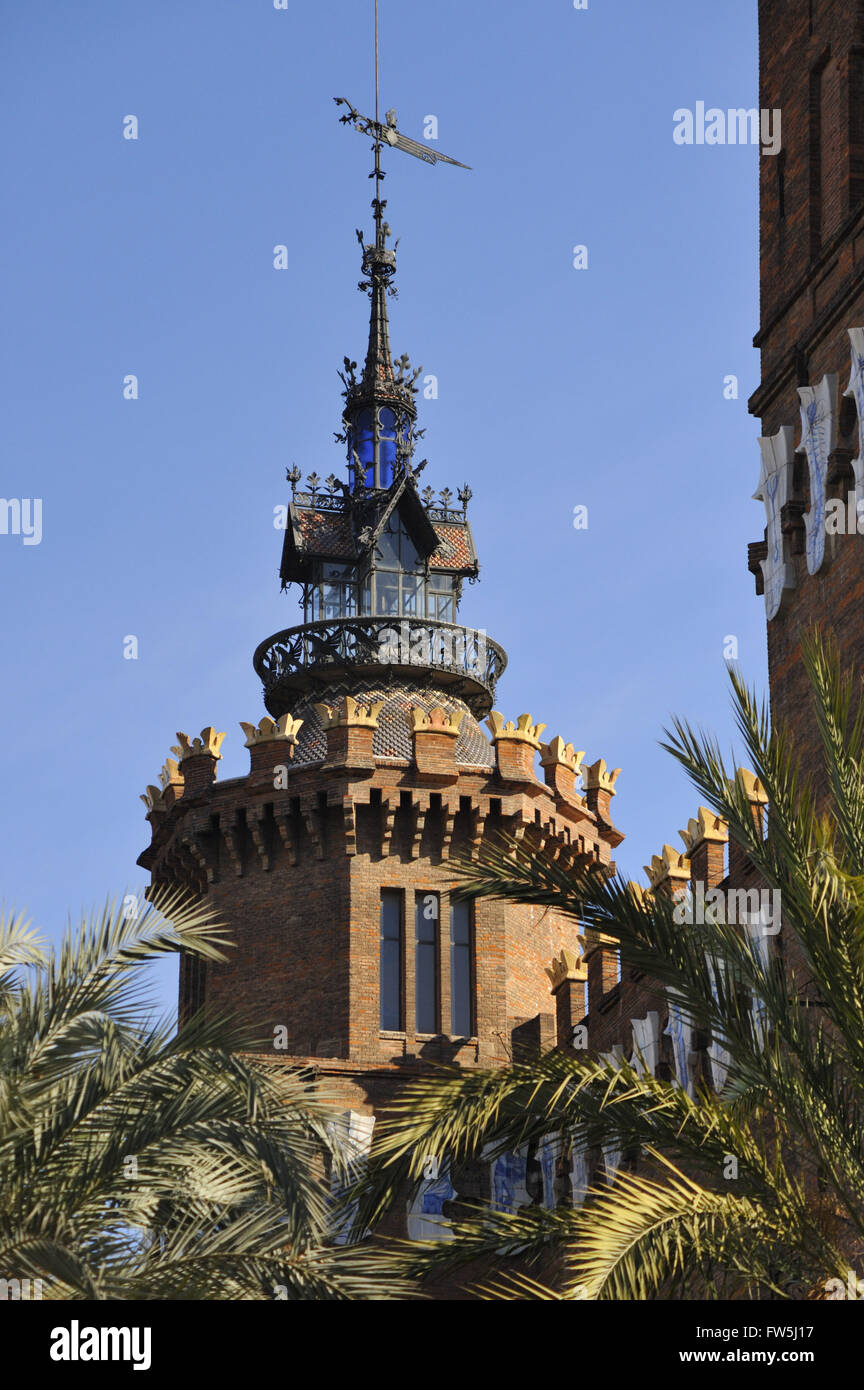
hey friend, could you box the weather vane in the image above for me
[334,0,470,248]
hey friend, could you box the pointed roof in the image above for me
[278,472,478,586]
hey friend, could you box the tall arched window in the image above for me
[348,406,411,489]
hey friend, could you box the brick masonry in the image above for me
[138,698,622,1153]
[749,0,864,779]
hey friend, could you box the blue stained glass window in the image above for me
[378,408,398,487]
[379,436,397,486]
[349,405,411,489]
[350,408,375,487]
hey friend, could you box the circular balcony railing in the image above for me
[253,616,507,717]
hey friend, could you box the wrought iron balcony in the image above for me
[253,615,507,717]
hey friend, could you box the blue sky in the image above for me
[1,0,766,1010]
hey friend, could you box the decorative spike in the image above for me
[158,757,183,790]
[643,845,690,890]
[486,711,547,747]
[240,713,304,748]
[314,695,384,730]
[545,948,586,991]
[411,705,464,736]
[679,807,729,853]
[539,736,585,776]
[141,785,166,813]
[731,767,770,805]
[581,759,621,795]
[175,728,226,761]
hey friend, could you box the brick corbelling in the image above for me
[139,753,618,883]
[148,751,601,1067]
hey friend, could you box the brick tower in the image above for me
[749,0,864,762]
[580,1,864,1116]
[137,114,625,1222]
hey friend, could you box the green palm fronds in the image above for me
[353,632,864,1299]
[0,890,410,1300]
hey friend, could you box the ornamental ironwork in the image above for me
[253,616,507,717]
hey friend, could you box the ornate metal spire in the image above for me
[253,50,504,720]
[358,213,397,391]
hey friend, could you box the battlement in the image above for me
[138,700,623,890]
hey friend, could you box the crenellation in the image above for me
[680,806,729,890]
[643,844,691,895]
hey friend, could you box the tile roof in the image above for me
[291,682,494,768]
[295,510,355,558]
[430,524,473,571]
[292,508,476,572]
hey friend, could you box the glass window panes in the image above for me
[402,573,424,615]
[369,513,428,615]
[380,891,403,1031]
[375,575,400,616]
[429,591,454,622]
[450,900,473,1037]
[415,893,439,1034]
[313,563,356,620]
[376,514,401,568]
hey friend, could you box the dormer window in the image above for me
[309,563,357,622]
[428,572,456,622]
[360,512,425,617]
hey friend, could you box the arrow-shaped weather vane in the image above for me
[335,0,470,223]
[334,97,471,171]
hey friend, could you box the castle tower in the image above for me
[136,126,624,1207]
[749,0,864,767]
[583,3,864,1107]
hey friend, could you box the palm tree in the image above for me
[350,633,864,1300]
[0,889,410,1300]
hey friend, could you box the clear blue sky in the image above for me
[1,0,766,1011]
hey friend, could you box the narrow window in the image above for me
[415,892,439,1033]
[428,572,456,622]
[809,58,827,258]
[312,563,357,621]
[450,899,473,1037]
[850,51,864,211]
[379,890,403,1030]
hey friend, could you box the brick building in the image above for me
[138,2,864,1238]
[137,134,625,1225]
[749,0,864,761]
[577,0,864,1115]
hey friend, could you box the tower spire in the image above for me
[333,24,470,490]
[358,204,396,390]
